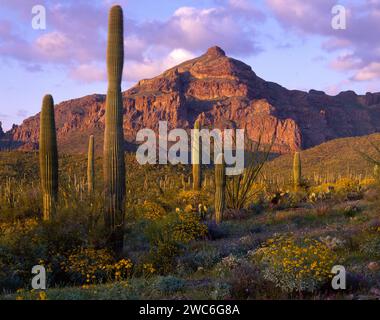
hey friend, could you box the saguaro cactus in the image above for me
[293,151,301,190]
[192,119,202,190]
[87,135,95,193]
[103,5,126,250]
[39,94,58,220]
[214,154,225,224]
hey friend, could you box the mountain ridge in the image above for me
[1,46,380,154]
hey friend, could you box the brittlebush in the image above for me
[252,236,337,293]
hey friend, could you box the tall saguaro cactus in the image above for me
[293,151,301,190]
[39,94,58,220]
[214,154,225,225]
[87,135,95,194]
[103,5,126,250]
[192,119,202,190]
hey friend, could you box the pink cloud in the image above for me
[69,63,106,83]
[266,0,380,83]
[0,0,265,83]
[330,54,362,71]
[353,62,380,81]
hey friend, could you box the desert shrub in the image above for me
[312,202,332,217]
[152,276,185,295]
[251,235,338,293]
[172,211,208,243]
[177,245,221,274]
[139,200,167,221]
[334,178,361,194]
[266,190,308,210]
[175,190,210,219]
[51,248,134,286]
[0,218,46,290]
[60,248,116,285]
[359,235,380,259]
[227,259,283,299]
[343,204,361,218]
[177,190,209,207]
[145,210,208,273]
[210,282,231,300]
[214,254,247,278]
[0,206,109,290]
[206,221,230,240]
[319,236,346,250]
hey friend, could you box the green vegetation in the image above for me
[214,154,225,224]
[1,4,380,302]
[103,5,126,251]
[39,95,58,221]
[1,135,380,300]
[192,119,202,190]
[293,151,301,190]
[87,135,95,194]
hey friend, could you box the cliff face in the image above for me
[3,46,380,154]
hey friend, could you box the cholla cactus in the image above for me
[87,135,95,194]
[293,151,301,190]
[39,94,58,220]
[192,119,202,190]
[214,154,225,224]
[103,5,126,250]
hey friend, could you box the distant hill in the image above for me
[1,46,380,154]
[263,133,380,182]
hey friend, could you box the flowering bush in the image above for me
[252,236,337,293]
[60,248,115,284]
[177,190,209,213]
[145,210,208,273]
[172,211,208,243]
[141,200,166,221]
[60,248,133,284]
[113,259,133,281]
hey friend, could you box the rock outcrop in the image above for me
[2,46,380,154]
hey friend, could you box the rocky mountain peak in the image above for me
[205,46,226,58]
[2,47,380,154]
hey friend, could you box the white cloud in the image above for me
[124,48,195,82]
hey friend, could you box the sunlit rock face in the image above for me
[3,46,380,154]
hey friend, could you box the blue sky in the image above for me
[0,0,379,130]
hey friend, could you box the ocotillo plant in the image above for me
[293,151,301,190]
[39,94,58,220]
[87,135,95,194]
[192,119,202,190]
[103,5,126,251]
[214,154,225,225]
